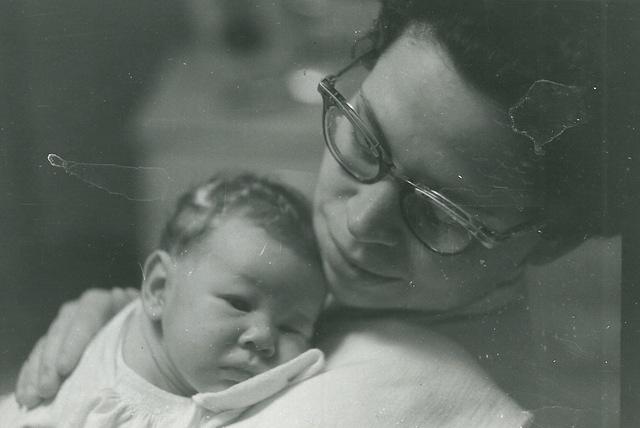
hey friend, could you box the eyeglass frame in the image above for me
[317,53,543,254]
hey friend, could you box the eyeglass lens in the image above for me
[324,104,379,181]
[402,190,474,254]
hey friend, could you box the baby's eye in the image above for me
[279,325,311,340]
[279,325,301,335]
[221,295,252,312]
[432,205,460,226]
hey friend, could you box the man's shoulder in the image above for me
[229,312,531,428]
[318,309,472,369]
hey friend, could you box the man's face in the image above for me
[313,31,541,311]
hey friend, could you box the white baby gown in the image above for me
[0,302,325,427]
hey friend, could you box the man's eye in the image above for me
[351,127,376,155]
[352,105,377,154]
[432,205,460,226]
[222,296,252,312]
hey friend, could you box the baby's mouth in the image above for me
[220,367,255,383]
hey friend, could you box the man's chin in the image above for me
[327,275,408,310]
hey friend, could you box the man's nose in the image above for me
[346,179,403,246]
[238,319,276,359]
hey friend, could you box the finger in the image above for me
[55,289,114,376]
[16,337,46,409]
[36,302,78,398]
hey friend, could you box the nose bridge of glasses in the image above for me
[332,61,369,99]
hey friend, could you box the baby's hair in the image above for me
[159,172,318,260]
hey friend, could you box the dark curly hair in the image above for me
[159,172,319,261]
[363,0,614,257]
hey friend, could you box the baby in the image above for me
[1,173,327,427]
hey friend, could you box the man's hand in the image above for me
[15,287,138,408]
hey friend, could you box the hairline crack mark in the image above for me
[47,153,172,202]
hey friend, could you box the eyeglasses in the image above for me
[317,55,541,255]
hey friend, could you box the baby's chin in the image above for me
[192,367,267,394]
[191,378,247,394]
[200,380,239,394]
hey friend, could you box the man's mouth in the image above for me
[325,230,400,286]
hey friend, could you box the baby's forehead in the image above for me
[188,249,322,309]
[185,215,325,297]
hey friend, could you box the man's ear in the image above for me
[141,250,173,321]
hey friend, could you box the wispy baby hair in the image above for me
[159,172,318,259]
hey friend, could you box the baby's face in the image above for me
[160,216,327,394]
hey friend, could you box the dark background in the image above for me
[0,0,187,386]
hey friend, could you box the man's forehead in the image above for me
[396,143,540,218]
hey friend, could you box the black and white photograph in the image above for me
[1,1,637,427]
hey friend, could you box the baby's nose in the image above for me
[239,323,276,359]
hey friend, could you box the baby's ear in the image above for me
[141,250,173,321]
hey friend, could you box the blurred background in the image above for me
[0,1,631,427]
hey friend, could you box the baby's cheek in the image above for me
[276,335,309,365]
